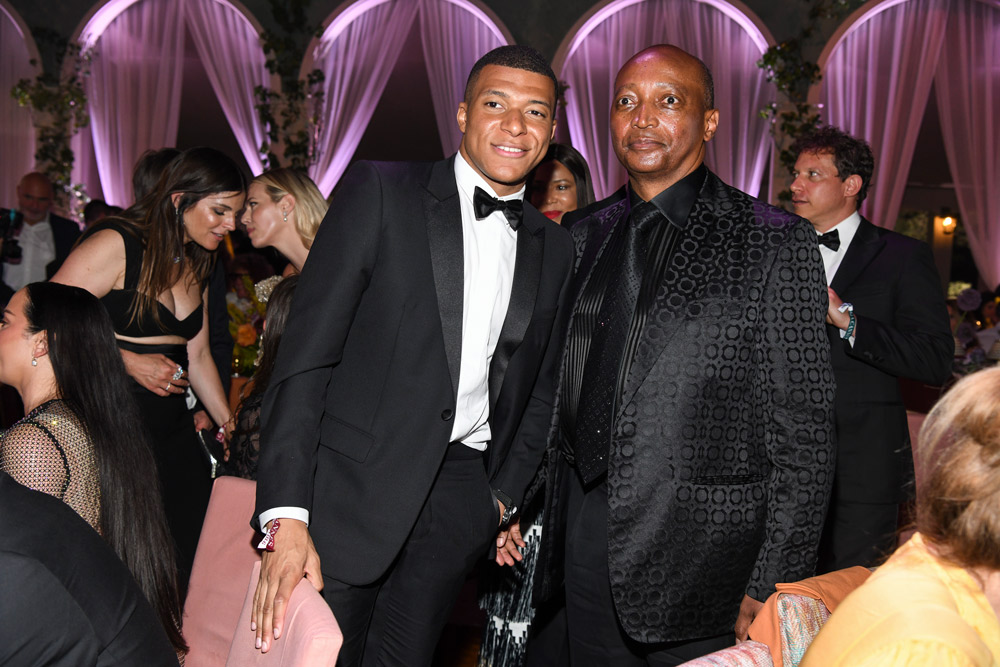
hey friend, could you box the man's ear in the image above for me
[703,108,719,142]
[456,102,468,135]
[843,174,862,198]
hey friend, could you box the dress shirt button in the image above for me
[441,409,454,421]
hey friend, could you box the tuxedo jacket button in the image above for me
[441,409,454,421]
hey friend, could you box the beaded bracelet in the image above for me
[838,302,856,338]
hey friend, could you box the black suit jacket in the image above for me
[537,171,836,643]
[0,472,178,666]
[255,157,574,585]
[828,217,952,503]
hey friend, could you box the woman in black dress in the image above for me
[54,146,246,581]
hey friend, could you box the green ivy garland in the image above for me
[757,0,865,203]
[10,28,91,212]
[254,0,325,171]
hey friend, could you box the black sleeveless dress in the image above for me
[85,220,211,583]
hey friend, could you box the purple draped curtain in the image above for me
[186,0,269,176]
[935,0,1000,289]
[1,4,38,208]
[307,0,420,197]
[819,0,952,230]
[560,0,774,199]
[419,0,508,155]
[84,0,186,206]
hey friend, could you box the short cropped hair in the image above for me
[917,366,1000,571]
[790,126,874,208]
[464,45,558,103]
[691,54,715,111]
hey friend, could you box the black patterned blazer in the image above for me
[535,170,837,643]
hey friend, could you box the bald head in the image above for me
[610,44,719,199]
[16,172,55,225]
[618,45,715,112]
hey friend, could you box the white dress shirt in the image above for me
[819,211,861,286]
[819,211,861,346]
[259,154,521,528]
[2,215,55,291]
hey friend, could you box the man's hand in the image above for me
[495,517,526,566]
[734,594,764,642]
[826,288,851,331]
[252,519,323,652]
[121,349,189,396]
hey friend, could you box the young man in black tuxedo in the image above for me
[252,46,573,666]
[531,45,836,665]
[789,126,953,572]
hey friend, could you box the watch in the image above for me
[492,488,518,529]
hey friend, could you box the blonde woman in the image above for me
[804,367,1000,666]
[241,168,327,274]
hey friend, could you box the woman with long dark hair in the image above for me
[53,146,246,579]
[0,282,186,655]
[225,275,298,480]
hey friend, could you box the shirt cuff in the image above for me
[839,328,856,348]
[259,506,309,529]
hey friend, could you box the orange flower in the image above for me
[236,323,258,347]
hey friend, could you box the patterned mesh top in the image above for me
[0,399,101,531]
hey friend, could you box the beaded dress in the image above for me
[0,399,101,530]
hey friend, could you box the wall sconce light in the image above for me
[935,210,957,236]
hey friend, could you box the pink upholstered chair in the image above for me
[182,476,342,666]
[226,561,342,666]
[184,476,261,667]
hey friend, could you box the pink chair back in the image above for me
[183,477,261,667]
[225,561,342,666]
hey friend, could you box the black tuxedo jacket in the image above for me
[827,217,952,503]
[255,157,574,585]
[536,171,836,643]
[0,472,178,666]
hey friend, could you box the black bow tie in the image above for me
[817,229,840,251]
[473,186,523,230]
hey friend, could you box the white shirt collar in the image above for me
[820,210,862,249]
[454,151,525,203]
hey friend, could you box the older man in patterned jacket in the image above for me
[528,44,836,665]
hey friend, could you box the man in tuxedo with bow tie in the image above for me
[531,45,835,665]
[250,45,573,666]
[789,125,953,572]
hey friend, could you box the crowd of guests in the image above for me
[0,41,995,667]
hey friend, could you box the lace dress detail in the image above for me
[0,399,101,531]
[227,393,262,480]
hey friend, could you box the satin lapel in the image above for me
[423,158,463,401]
[831,218,885,295]
[488,210,544,412]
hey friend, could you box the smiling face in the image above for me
[530,160,578,224]
[457,65,557,196]
[611,46,718,199]
[0,289,43,390]
[790,151,860,233]
[177,191,244,250]
[241,182,288,249]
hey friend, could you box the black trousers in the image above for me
[817,495,899,572]
[323,446,499,667]
[563,472,732,666]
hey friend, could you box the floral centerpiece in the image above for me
[227,275,266,376]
